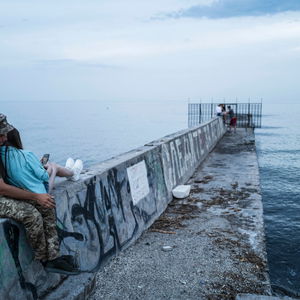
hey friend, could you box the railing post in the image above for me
[198,103,201,124]
[247,100,251,128]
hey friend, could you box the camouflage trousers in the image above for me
[0,196,59,261]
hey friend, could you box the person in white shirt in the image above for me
[216,104,222,116]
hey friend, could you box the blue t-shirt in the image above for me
[0,146,49,193]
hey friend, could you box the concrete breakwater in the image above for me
[0,117,226,299]
[90,129,272,300]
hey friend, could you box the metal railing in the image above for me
[188,102,262,128]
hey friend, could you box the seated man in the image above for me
[0,113,78,275]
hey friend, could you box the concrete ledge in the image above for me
[43,273,95,300]
[0,117,226,299]
[90,129,273,299]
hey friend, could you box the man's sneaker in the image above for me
[65,157,75,170]
[70,159,83,181]
[60,255,79,268]
[43,256,80,275]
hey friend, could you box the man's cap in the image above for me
[0,114,14,135]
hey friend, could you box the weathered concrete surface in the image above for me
[0,118,226,299]
[90,129,272,300]
[43,273,95,300]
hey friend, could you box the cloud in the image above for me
[169,0,300,19]
[34,59,119,69]
[1,0,300,103]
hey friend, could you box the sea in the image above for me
[1,100,299,295]
[255,102,300,296]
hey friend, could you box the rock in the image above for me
[162,246,173,252]
[172,185,191,199]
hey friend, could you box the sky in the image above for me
[0,0,300,104]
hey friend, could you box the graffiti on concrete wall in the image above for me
[57,169,131,272]
[161,123,214,191]
[1,221,37,299]
[161,119,225,192]
[0,118,225,299]
[56,155,162,273]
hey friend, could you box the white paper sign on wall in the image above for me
[127,160,150,205]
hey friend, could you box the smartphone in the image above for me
[41,154,50,166]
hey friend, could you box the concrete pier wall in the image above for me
[0,117,226,299]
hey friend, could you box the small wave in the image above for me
[259,149,300,155]
[272,284,300,298]
[260,125,283,129]
[255,132,279,137]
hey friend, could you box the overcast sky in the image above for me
[0,0,300,103]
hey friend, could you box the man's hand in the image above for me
[0,178,56,207]
[34,193,56,208]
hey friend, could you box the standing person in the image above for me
[227,106,237,132]
[216,104,222,116]
[0,114,79,275]
[221,104,227,123]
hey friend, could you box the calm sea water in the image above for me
[255,102,300,295]
[1,100,299,294]
[1,100,187,166]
